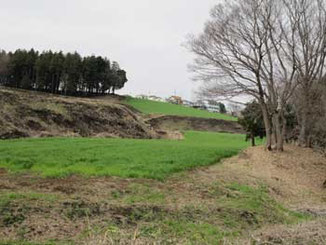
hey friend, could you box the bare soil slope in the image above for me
[0,88,156,139]
[147,114,244,134]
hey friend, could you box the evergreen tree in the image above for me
[50,52,65,93]
[0,49,128,96]
[218,103,227,114]
[0,50,9,85]
[35,51,53,91]
[238,101,265,146]
[63,52,82,95]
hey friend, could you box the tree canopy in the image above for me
[238,101,265,146]
[0,49,128,96]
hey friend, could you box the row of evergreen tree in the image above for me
[0,49,128,95]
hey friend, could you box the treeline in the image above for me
[0,49,127,95]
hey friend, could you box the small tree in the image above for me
[218,102,227,114]
[238,101,265,146]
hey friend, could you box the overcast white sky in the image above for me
[0,0,218,100]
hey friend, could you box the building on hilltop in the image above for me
[135,94,149,99]
[135,94,165,102]
[148,95,164,102]
[193,100,222,113]
[192,100,207,110]
[167,96,183,105]
[182,100,194,107]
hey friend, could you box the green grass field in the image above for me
[125,97,237,121]
[0,131,249,180]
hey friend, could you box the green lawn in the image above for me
[125,97,237,121]
[0,131,249,180]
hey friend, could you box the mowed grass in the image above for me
[125,97,237,121]
[0,131,249,180]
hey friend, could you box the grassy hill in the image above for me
[125,97,237,121]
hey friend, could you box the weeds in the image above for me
[0,200,26,227]
[63,201,101,220]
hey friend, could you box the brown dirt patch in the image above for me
[155,130,184,140]
[147,115,244,134]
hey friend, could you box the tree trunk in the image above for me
[273,112,284,151]
[272,122,277,146]
[261,103,272,151]
[282,112,287,143]
[298,87,312,147]
[251,132,256,147]
[299,107,309,147]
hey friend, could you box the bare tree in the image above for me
[188,0,326,151]
[282,0,326,147]
[188,0,296,151]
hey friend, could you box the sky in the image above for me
[0,0,218,100]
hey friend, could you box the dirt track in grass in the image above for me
[0,144,325,244]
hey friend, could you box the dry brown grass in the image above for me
[240,219,326,245]
[215,145,326,209]
[202,144,326,244]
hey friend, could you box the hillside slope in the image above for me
[0,88,244,139]
[0,88,156,139]
[147,115,244,134]
[124,97,237,121]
